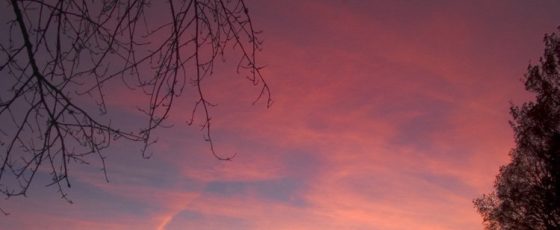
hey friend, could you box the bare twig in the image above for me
[0,0,270,203]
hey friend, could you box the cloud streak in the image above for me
[3,0,560,229]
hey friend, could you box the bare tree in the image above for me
[474,29,560,230]
[0,0,271,206]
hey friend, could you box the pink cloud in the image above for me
[4,1,560,229]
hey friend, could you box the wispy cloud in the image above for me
[3,0,560,229]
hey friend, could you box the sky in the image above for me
[2,0,560,229]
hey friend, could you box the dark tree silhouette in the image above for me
[0,0,270,205]
[474,29,560,229]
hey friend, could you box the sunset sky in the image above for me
[3,0,560,229]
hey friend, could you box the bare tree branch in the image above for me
[0,0,270,204]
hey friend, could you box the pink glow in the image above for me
[3,0,560,229]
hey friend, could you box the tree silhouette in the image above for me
[474,29,560,229]
[0,0,270,204]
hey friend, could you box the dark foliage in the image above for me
[474,29,560,229]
